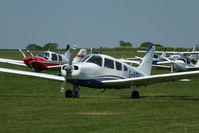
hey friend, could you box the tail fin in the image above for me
[192,44,198,52]
[72,49,87,64]
[99,46,102,54]
[137,45,155,76]
[64,44,71,60]
[161,47,167,58]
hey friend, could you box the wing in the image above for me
[152,64,171,69]
[138,50,199,54]
[47,65,62,69]
[0,67,65,81]
[0,58,26,66]
[102,71,199,88]
[119,59,140,65]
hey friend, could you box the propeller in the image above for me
[60,44,75,92]
[27,50,34,57]
[60,64,73,92]
[19,49,26,58]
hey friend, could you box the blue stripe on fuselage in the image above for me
[68,77,118,88]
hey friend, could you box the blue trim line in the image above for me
[145,45,153,56]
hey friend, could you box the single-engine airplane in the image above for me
[0,45,87,72]
[130,47,168,65]
[1,45,199,98]
[153,57,199,72]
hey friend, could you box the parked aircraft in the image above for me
[0,45,87,72]
[154,57,199,72]
[132,47,168,64]
[1,45,199,98]
[138,45,199,61]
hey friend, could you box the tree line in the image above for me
[26,41,193,52]
[26,43,58,51]
[119,40,164,48]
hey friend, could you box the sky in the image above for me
[0,0,199,49]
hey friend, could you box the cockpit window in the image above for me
[58,55,62,61]
[37,52,50,60]
[81,55,91,62]
[124,65,128,71]
[179,58,190,64]
[86,55,102,66]
[116,61,122,71]
[52,53,58,61]
[104,58,114,69]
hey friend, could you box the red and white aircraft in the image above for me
[1,45,199,98]
[0,45,87,72]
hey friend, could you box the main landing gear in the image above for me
[131,86,139,98]
[65,85,79,98]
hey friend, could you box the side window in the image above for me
[52,54,57,61]
[124,65,128,71]
[38,52,49,60]
[116,61,122,71]
[81,55,91,62]
[58,55,62,61]
[86,55,102,66]
[104,58,114,69]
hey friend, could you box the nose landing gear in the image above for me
[65,85,79,98]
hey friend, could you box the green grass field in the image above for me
[0,50,199,133]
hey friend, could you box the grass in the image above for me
[0,50,199,133]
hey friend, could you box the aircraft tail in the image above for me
[72,49,87,64]
[64,44,71,60]
[192,44,198,52]
[160,47,167,58]
[137,45,155,76]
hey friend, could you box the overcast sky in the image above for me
[0,0,199,49]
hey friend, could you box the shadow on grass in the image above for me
[0,94,61,99]
[140,95,199,101]
[0,94,199,101]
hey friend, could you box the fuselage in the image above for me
[23,51,69,71]
[61,54,145,89]
[173,58,197,71]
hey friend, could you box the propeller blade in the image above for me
[60,71,68,92]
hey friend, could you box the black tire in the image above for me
[131,90,139,98]
[65,90,72,98]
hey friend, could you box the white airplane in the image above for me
[0,45,87,71]
[154,57,199,72]
[138,45,199,60]
[158,44,199,61]
[133,47,168,64]
[1,45,199,98]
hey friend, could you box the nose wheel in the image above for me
[65,85,79,98]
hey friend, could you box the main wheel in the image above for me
[65,90,72,98]
[131,90,139,98]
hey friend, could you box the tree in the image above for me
[140,42,154,47]
[140,42,163,48]
[42,43,58,51]
[119,40,132,47]
[26,44,42,50]
[119,40,125,46]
